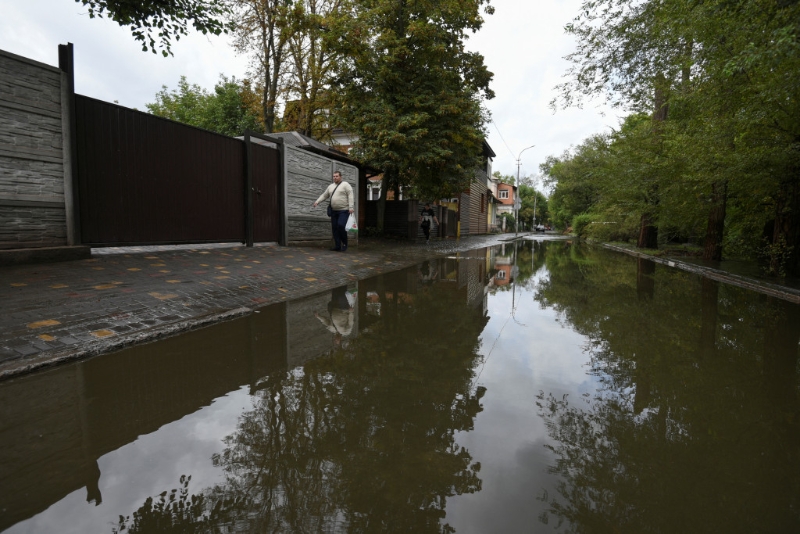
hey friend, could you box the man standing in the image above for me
[313,170,354,252]
[418,203,439,243]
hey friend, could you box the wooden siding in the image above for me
[468,177,488,235]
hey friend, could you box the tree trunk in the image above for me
[637,74,668,250]
[636,257,656,300]
[769,171,800,276]
[377,172,394,234]
[637,212,659,249]
[377,192,386,234]
[699,277,718,358]
[703,180,728,261]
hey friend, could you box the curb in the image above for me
[601,243,800,304]
[0,245,91,267]
[0,233,518,381]
[0,307,252,380]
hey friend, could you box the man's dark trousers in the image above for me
[331,210,349,250]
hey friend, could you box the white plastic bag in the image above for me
[345,288,357,308]
[345,213,357,232]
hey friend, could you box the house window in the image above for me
[368,185,381,201]
[499,190,509,199]
[496,270,506,280]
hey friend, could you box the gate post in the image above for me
[244,132,254,247]
[58,43,81,245]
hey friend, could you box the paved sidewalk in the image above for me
[0,235,515,379]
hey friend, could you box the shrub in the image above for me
[571,213,593,237]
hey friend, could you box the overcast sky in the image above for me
[0,0,623,182]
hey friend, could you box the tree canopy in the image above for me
[75,0,232,56]
[146,75,263,136]
[327,0,494,227]
[547,0,800,275]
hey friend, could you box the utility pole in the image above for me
[515,145,535,236]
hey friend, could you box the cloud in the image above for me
[0,0,622,182]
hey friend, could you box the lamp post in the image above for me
[532,175,538,231]
[515,145,535,236]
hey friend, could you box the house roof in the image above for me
[482,140,496,159]
[268,131,350,157]
[237,131,381,176]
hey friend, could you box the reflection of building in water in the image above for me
[355,253,494,324]
[491,243,514,288]
[0,305,288,532]
[365,291,381,316]
[0,257,496,532]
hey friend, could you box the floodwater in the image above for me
[1,239,798,533]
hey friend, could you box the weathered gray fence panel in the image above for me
[285,145,358,244]
[0,49,68,249]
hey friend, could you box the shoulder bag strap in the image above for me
[329,181,342,207]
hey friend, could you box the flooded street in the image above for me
[1,239,798,533]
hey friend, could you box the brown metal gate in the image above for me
[247,136,282,244]
[74,95,283,246]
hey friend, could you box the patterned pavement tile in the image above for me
[0,235,514,377]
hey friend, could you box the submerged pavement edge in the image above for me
[0,235,517,380]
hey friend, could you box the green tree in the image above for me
[492,171,515,185]
[328,0,495,231]
[540,134,609,230]
[282,0,345,139]
[553,0,800,274]
[518,184,547,228]
[146,75,263,136]
[227,0,293,133]
[75,0,232,56]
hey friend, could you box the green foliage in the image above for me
[518,184,547,226]
[328,0,495,201]
[548,0,800,274]
[571,213,593,237]
[146,75,263,136]
[498,212,515,232]
[75,0,232,56]
[492,171,515,185]
[540,133,609,229]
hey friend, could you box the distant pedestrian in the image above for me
[313,170,354,252]
[419,203,439,243]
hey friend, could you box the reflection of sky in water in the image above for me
[8,242,793,533]
[7,387,252,534]
[445,269,597,534]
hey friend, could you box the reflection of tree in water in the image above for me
[209,272,488,532]
[112,475,244,533]
[534,243,800,533]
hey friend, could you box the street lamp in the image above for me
[531,174,538,231]
[515,145,535,236]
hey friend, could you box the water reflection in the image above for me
[533,243,800,532]
[1,240,798,533]
[1,250,494,533]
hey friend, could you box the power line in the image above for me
[491,119,517,161]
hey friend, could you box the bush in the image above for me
[585,218,639,242]
[571,213,593,237]
[499,213,516,232]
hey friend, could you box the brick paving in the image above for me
[0,235,516,379]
